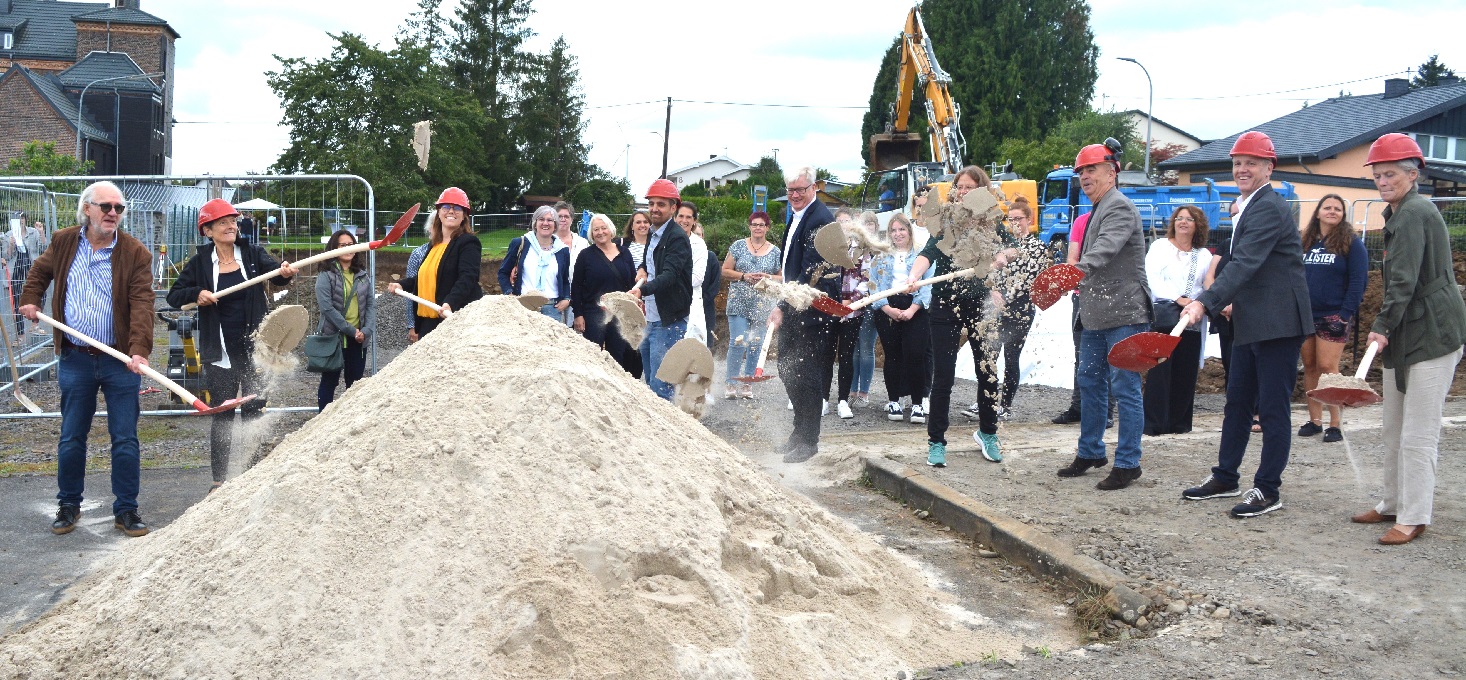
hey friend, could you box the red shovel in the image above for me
[1108,318,1190,372]
[733,320,778,383]
[183,204,421,310]
[811,267,979,317]
[35,312,252,415]
[1307,342,1382,407]
[1031,264,1084,311]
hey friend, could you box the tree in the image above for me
[562,173,633,215]
[993,109,1137,181]
[860,0,1099,169]
[4,141,92,176]
[449,0,535,210]
[516,36,593,198]
[1412,54,1456,89]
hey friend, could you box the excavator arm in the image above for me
[869,6,966,173]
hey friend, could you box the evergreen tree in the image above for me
[449,0,535,210]
[1412,54,1457,89]
[993,109,1138,182]
[517,36,593,198]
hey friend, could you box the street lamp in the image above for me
[1117,57,1153,180]
[74,71,164,163]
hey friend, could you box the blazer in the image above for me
[403,232,484,311]
[1195,184,1312,346]
[1075,188,1152,331]
[22,225,154,358]
[780,199,840,327]
[498,235,570,301]
[165,239,292,363]
[1373,187,1466,391]
[638,219,693,323]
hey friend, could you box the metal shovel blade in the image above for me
[811,295,853,317]
[191,394,257,416]
[733,369,775,383]
[1031,264,1084,311]
[813,222,858,268]
[1107,332,1181,372]
[1307,385,1382,408]
[368,203,421,249]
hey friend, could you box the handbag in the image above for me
[1153,249,1200,333]
[303,334,344,373]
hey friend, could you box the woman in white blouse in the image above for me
[1142,206,1213,436]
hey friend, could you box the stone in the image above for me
[1246,655,1262,665]
[1168,600,1188,614]
[1104,584,1150,619]
[1213,607,1231,619]
[1303,648,1319,657]
[1136,616,1149,629]
[1121,609,1138,624]
[978,549,1000,559]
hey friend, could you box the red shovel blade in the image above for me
[368,203,421,249]
[811,296,854,317]
[1307,386,1382,408]
[1031,264,1084,311]
[1107,332,1181,372]
[190,394,257,416]
[733,369,775,383]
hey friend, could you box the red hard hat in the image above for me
[197,198,239,234]
[1365,133,1424,168]
[645,178,680,201]
[1229,131,1277,160]
[436,187,470,209]
[1074,144,1119,172]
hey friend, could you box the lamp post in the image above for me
[74,71,164,164]
[1117,57,1153,179]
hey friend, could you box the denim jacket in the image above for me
[867,248,931,310]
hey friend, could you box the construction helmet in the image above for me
[645,178,681,202]
[1365,133,1424,168]
[1229,131,1277,160]
[197,198,240,234]
[436,187,470,210]
[1074,138,1121,172]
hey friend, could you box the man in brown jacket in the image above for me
[20,181,156,537]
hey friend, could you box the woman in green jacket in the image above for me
[1356,134,1466,545]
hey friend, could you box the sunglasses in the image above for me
[89,201,126,215]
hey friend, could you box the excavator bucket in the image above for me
[869,133,923,172]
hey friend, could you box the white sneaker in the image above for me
[821,400,830,416]
[886,401,904,421]
[910,403,927,424]
[837,400,853,419]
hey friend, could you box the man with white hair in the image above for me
[768,166,839,462]
[20,181,157,537]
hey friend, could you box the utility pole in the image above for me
[661,97,671,178]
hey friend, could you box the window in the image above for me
[2,32,12,50]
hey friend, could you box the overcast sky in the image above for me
[157,0,1466,195]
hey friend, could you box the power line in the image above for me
[586,98,868,110]
[1152,70,1413,101]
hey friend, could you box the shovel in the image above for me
[1307,342,1382,407]
[34,311,252,415]
[598,281,646,347]
[1030,264,1084,311]
[733,322,778,383]
[0,261,42,413]
[812,267,978,317]
[182,204,421,310]
[391,288,452,318]
[1107,318,1189,372]
[657,337,716,419]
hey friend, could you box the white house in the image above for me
[1123,109,1204,153]
[669,155,752,190]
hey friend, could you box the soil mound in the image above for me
[0,296,1019,678]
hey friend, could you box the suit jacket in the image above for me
[779,199,839,326]
[402,232,484,312]
[1373,187,1466,391]
[1075,188,1151,330]
[638,219,693,323]
[1195,183,1311,346]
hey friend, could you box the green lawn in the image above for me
[264,229,526,259]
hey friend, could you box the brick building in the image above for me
[0,0,176,175]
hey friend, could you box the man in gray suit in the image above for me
[1180,131,1313,518]
[1056,141,1152,490]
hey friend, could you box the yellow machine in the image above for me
[869,5,964,173]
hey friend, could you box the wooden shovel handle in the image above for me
[391,288,451,318]
[180,243,370,311]
[1355,342,1380,380]
[35,312,204,407]
[849,267,979,312]
[1169,318,1190,336]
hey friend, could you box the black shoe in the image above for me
[1230,488,1282,518]
[1297,421,1323,437]
[1051,408,1081,425]
[1057,455,1108,477]
[51,504,81,535]
[782,443,817,464]
[1182,474,1242,500]
[114,510,149,537]
[1322,427,1343,443]
[1096,466,1142,490]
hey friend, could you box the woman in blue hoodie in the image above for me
[1298,194,1367,443]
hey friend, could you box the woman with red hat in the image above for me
[388,187,483,338]
[165,198,296,492]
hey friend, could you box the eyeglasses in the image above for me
[785,184,812,195]
[437,204,465,213]
[88,201,126,215]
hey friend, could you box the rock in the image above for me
[1136,616,1150,629]
[1302,648,1318,657]
[1104,584,1150,619]
[978,549,1000,558]
[1121,609,1138,624]
[1085,643,1108,652]
[1168,600,1188,614]
[915,510,930,519]
[1213,607,1231,619]
[1246,655,1262,665]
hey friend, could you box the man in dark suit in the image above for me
[769,166,839,462]
[631,178,693,401]
[1180,131,1313,518]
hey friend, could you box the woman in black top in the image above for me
[571,213,637,373]
[166,199,295,492]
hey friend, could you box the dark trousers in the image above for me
[318,335,367,410]
[414,315,445,339]
[582,308,636,375]
[1143,330,1202,434]
[874,307,931,402]
[1212,335,1304,498]
[203,351,266,483]
[998,307,1035,408]
[8,255,28,335]
[929,301,997,444]
[777,307,837,449]
[833,316,863,401]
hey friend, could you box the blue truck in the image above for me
[1036,167,1297,260]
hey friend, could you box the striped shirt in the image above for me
[62,226,117,347]
[404,243,430,329]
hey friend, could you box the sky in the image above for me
[156,0,1466,196]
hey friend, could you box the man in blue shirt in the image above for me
[630,179,693,400]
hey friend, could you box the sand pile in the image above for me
[0,296,1021,678]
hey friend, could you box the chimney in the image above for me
[1384,78,1410,99]
[115,0,141,9]
[709,154,716,159]
[1,1,12,14]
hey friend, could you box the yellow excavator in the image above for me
[869,5,964,173]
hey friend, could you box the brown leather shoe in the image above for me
[1378,525,1426,545]
[1351,509,1397,524]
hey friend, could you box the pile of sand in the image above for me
[0,296,1021,678]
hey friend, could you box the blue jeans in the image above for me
[1076,323,1146,469]
[724,314,767,383]
[854,314,877,394]
[56,349,143,514]
[538,303,562,321]
[640,318,687,400]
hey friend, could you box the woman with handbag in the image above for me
[1142,206,1213,436]
[166,199,295,491]
[389,187,483,337]
[315,229,375,410]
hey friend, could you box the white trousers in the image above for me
[1377,347,1462,525]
